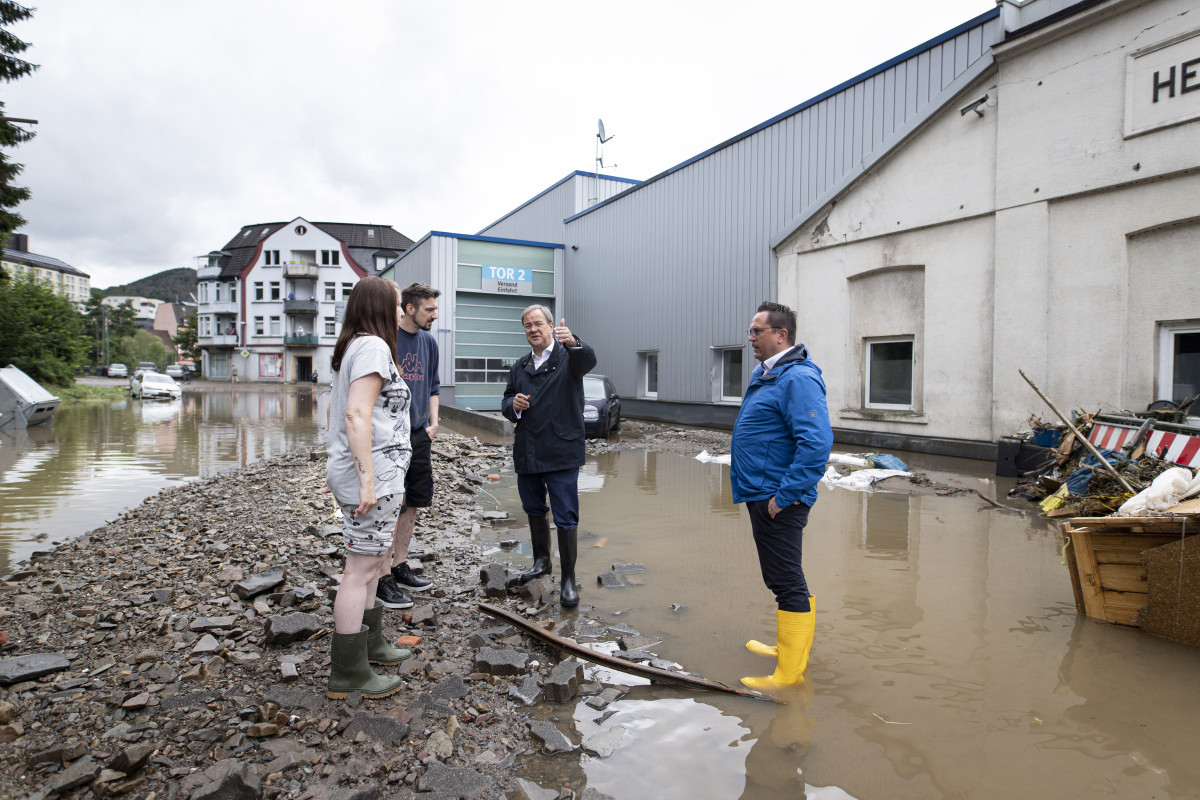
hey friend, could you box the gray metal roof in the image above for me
[1,248,89,278]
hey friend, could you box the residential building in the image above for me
[1,233,90,307]
[103,295,161,330]
[153,301,195,339]
[195,218,412,382]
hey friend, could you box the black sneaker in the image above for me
[375,575,413,609]
[393,562,432,592]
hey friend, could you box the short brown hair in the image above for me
[757,301,797,345]
[400,282,440,314]
[331,276,399,372]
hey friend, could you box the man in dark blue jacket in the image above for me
[731,301,832,690]
[501,304,597,607]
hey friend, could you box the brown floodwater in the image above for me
[476,445,1200,800]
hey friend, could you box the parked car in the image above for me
[107,363,128,379]
[135,362,158,373]
[583,374,621,438]
[165,365,185,378]
[131,372,181,400]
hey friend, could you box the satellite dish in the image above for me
[597,118,613,143]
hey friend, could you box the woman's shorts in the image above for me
[338,493,404,557]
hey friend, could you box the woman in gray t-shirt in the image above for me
[324,276,412,700]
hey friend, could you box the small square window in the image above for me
[1158,323,1200,406]
[866,338,914,408]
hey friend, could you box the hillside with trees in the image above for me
[103,266,197,302]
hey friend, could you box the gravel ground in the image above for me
[0,421,959,800]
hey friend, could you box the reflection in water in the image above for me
[491,447,1200,800]
[0,388,326,573]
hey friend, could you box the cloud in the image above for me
[4,0,993,288]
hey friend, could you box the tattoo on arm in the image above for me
[354,456,367,475]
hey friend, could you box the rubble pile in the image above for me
[0,432,664,800]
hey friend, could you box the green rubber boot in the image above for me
[363,600,412,665]
[326,625,403,700]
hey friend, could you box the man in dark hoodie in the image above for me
[731,301,833,691]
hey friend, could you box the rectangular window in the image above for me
[264,250,280,265]
[260,353,283,378]
[324,282,336,301]
[269,316,281,336]
[324,317,336,336]
[229,285,236,302]
[270,282,281,301]
[198,283,208,304]
[214,283,222,302]
[254,316,264,335]
[866,338,915,408]
[640,351,659,398]
[1158,323,1200,406]
[321,249,340,266]
[342,282,353,300]
[720,348,743,400]
[254,282,264,301]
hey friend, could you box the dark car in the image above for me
[583,374,621,438]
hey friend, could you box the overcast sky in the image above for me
[6,1,994,289]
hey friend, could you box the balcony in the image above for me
[283,262,319,280]
[283,298,319,315]
[200,333,239,347]
[203,299,239,315]
[197,264,222,280]
[284,334,319,347]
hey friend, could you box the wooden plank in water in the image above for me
[1061,525,1086,614]
[1103,590,1148,625]
[1070,530,1108,620]
[1097,563,1148,593]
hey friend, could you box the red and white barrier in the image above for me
[1146,428,1200,468]
[1087,419,1141,451]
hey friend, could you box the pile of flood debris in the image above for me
[1007,410,1200,519]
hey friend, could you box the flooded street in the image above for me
[3,396,1199,799]
[481,447,1200,799]
[0,386,326,573]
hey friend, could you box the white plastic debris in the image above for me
[1116,467,1200,516]
[821,466,913,491]
[694,450,731,465]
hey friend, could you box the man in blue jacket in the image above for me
[502,305,597,608]
[731,301,833,690]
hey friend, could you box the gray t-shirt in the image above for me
[326,335,412,506]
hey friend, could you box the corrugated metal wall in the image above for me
[558,11,1001,405]
[479,172,640,244]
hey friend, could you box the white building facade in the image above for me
[195,218,411,383]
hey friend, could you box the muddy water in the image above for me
[479,448,1200,800]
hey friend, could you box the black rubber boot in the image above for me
[519,514,552,583]
[558,526,579,608]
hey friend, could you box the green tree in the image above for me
[173,310,198,363]
[82,293,137,364]
[0,271,87,386]
[0,2,37,239]
[113,330,167,370]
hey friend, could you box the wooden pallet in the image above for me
[1061,516,1198,625]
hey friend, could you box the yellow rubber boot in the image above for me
[741,606,816,691]
[746,598,814,658]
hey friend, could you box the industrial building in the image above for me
[390,0,1200,457]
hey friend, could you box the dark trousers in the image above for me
[747,499,812,613]
[518,468,580,529]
